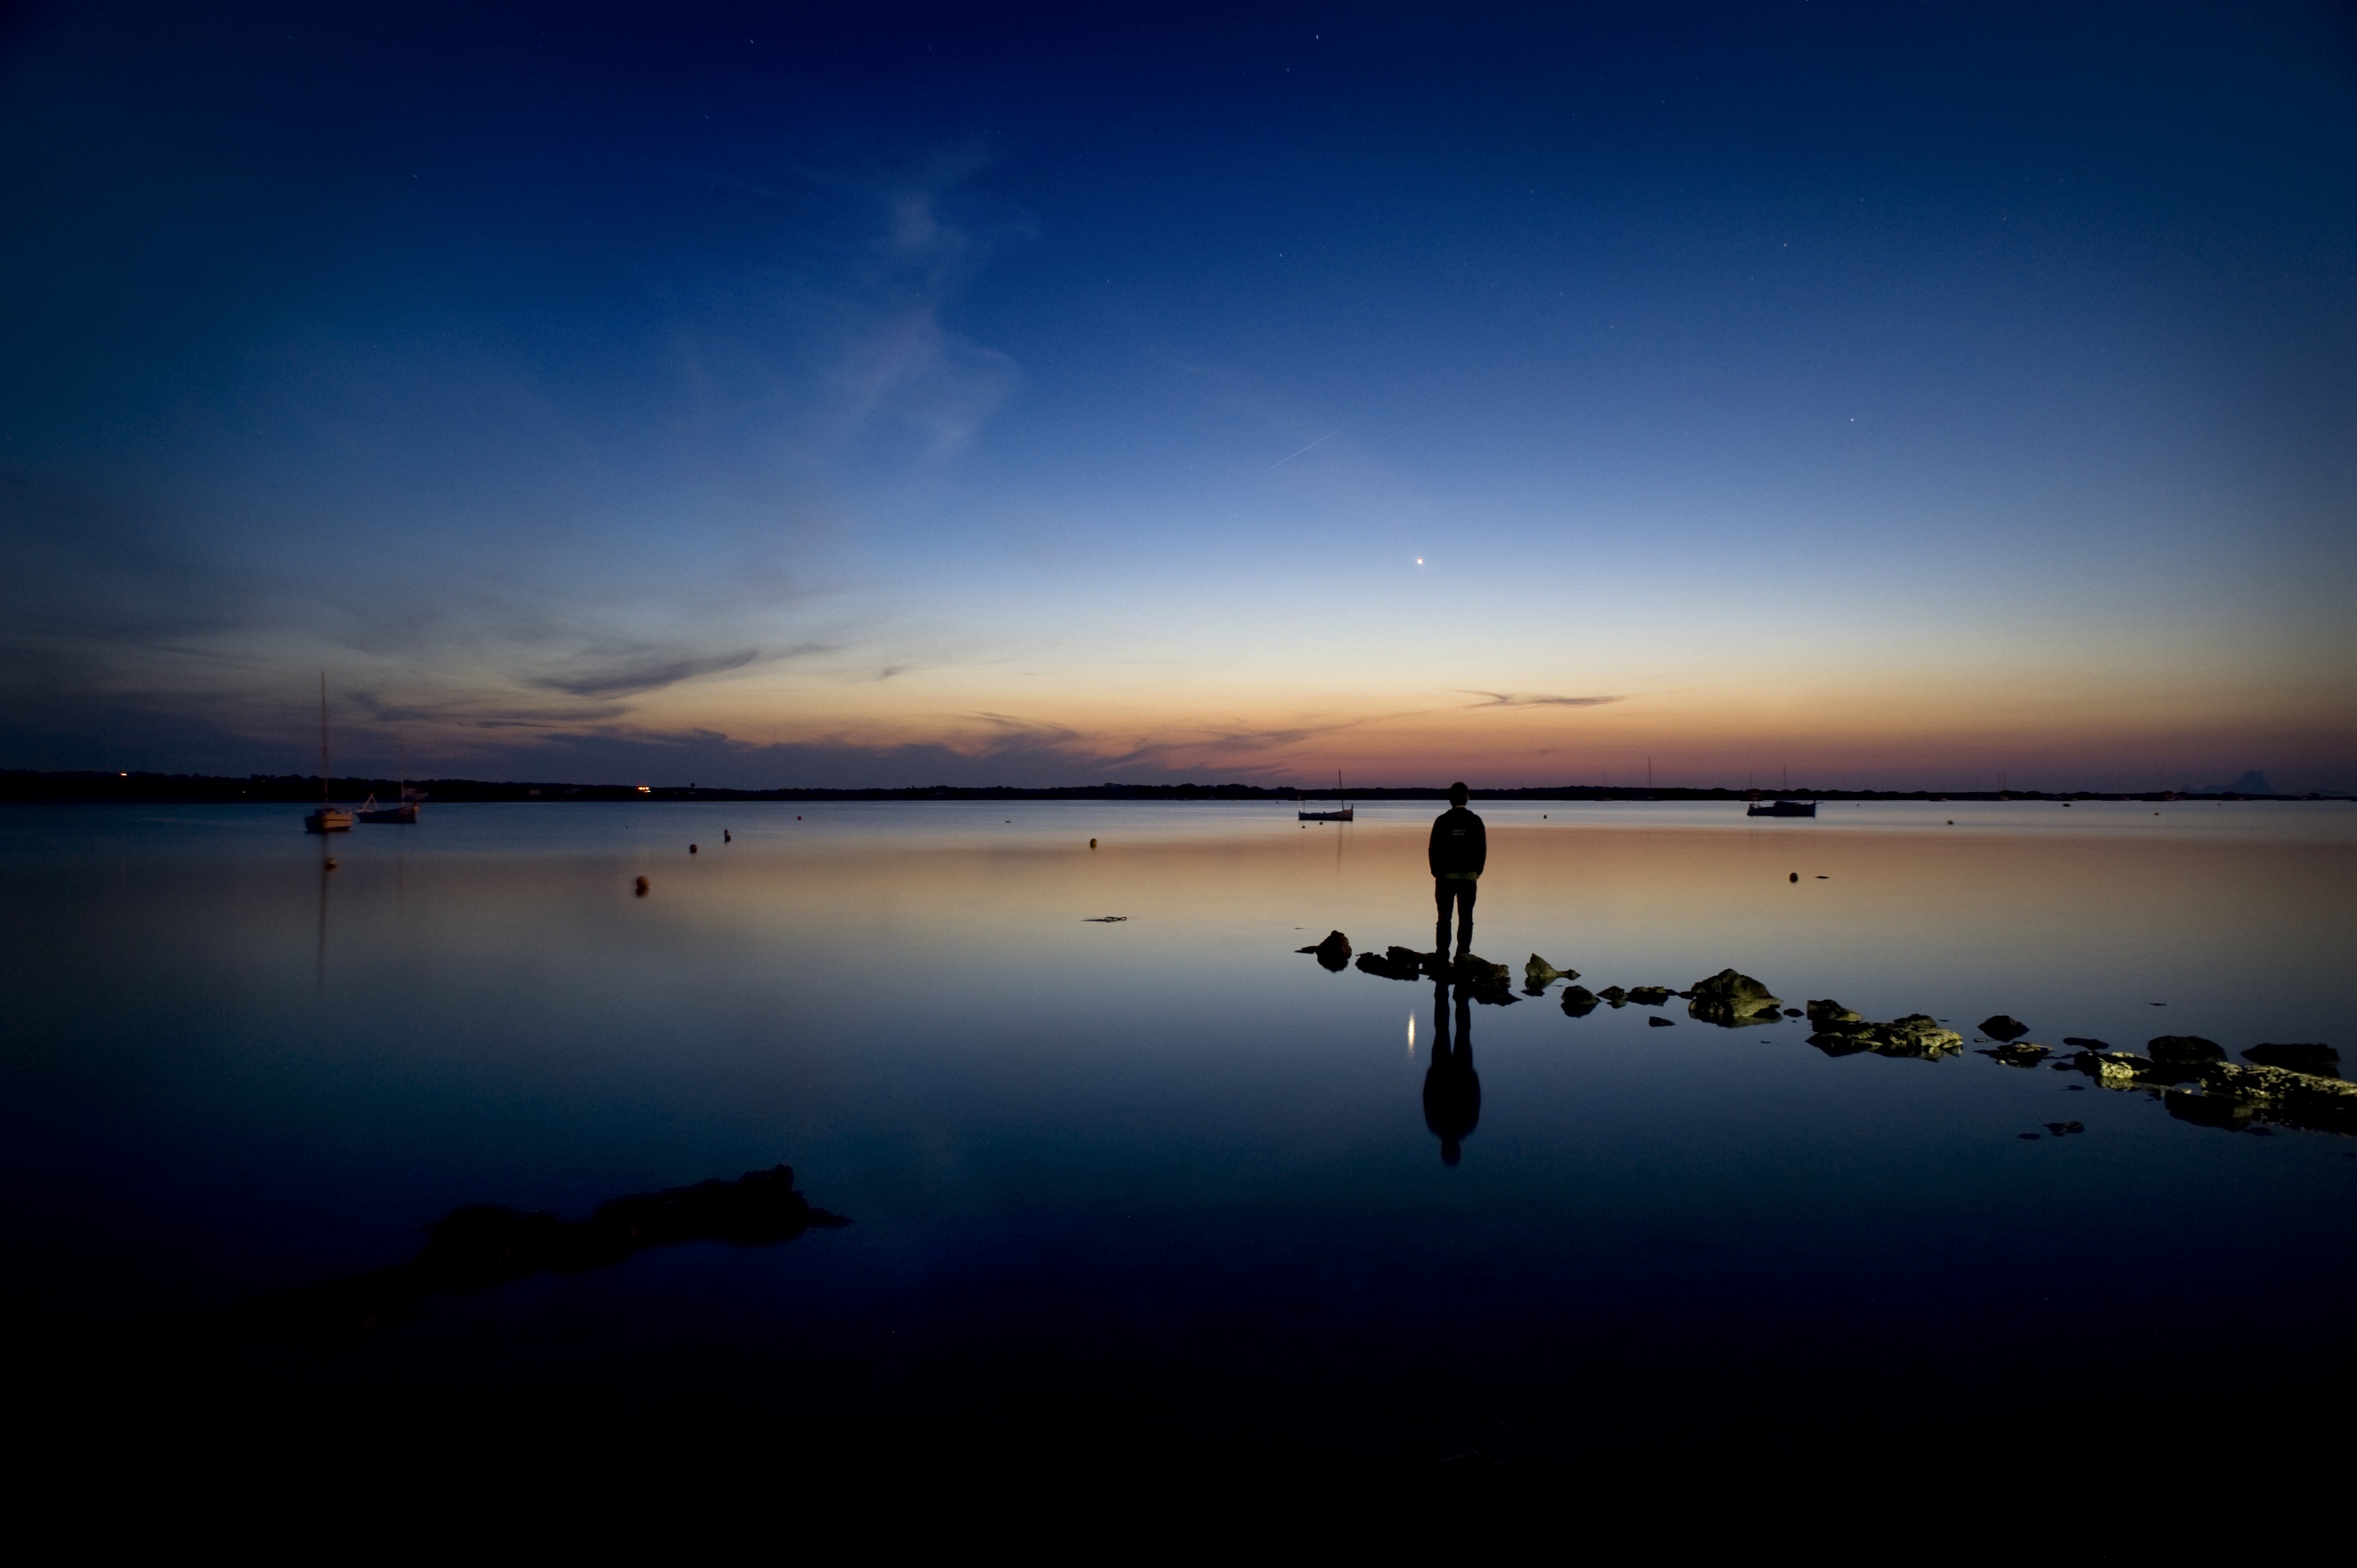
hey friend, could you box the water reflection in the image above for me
[222,1164,846,1347]
[1423,979,1480,1166]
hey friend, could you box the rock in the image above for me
[1453,952,1511,986]
[1686,968,1784,1028]
[2194,1061,2357,1134]
[2148,1035,2224,1065]
[2043,1121,2086,1136]
[1451,953,1519,1005]
[1625,985,1675,1007]
[1299,930,1351,971]
[2062,1036,2108,1049]
[1646,1015,1674,1028]
[1783,1008,1804,1017]
[2242,1043,2339,1077]
[1806,1012,1964,1060]
[1807,999,1864,1028]
[1982,1041,2051,1067]
[1560,986,1600,1018]
[1526,955,1579,988]
[2072,1050,2184,1086]
[1597,985,1629,1003]
[1979,1015,2030,1042]
[1356,947,1425,981]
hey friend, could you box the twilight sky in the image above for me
[3,2,2353,790]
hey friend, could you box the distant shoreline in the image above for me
[2,770,2343,806]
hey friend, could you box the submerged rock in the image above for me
[1597,985,1629,1006]
[2148,1035,2225,1066]
[1983,1040,2052,1067]
[2242,1043,2339,1077]
[1807,999,1864,1028]
[1560,985,1600,1018]
[1525,955,1580,988]
[1625,985,1675,1007]
[1356,946,1426,981]
[1686,968,1784,1028]
[1980,1014,2030,1042]
[2062,1036,2109,1049]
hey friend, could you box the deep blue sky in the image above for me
[3,2,2353,788]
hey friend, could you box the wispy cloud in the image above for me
[1457,692,1625,709]
[533,646,768,699]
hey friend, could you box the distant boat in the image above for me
[303,673,353,834]
[1298,771,1354,822]
[1747,800,1816,818]
[356,795,416,824]
[358,740,422,823]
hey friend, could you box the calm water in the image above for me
[6,799,2353,1463]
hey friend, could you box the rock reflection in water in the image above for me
[223,1164,847,1347]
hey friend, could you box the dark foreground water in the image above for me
[4,800,2353,1493]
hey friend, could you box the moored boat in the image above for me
[302,672,353,833]
[1746,799,1817,818]
[1298,771,1354,821]
[356,795,417,824]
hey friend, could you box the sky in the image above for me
[2,1,2353,791]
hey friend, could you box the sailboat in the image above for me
[1297,771,1354,822]
[358,738,420,823]
[303,673,354,834]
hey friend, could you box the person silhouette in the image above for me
[1429,781,1488,959]
[1423,978,1481,1166]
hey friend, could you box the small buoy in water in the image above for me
[634,875,649,896]
[796,815,802,820]
[323,858,338,870]
[724,829,732,843]
[1789,872,1798,883]
[1947,819,1954,824]
[1089,838,1097,849]
[689,844,698,854]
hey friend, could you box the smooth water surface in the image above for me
[5,799,2353,1460]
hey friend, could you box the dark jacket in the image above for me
[1428,806,1488,878]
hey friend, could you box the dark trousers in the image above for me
[1434,877,1477,954]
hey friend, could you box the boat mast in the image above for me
[318,672,330,806]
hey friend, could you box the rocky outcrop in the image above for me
[1982,1040,2051,1067]
[1625,986,1675,1007]
[1597,986,1629,1005]
[1298,930,1352,971]
[1979,1014,2029,1042]
[1560,985,1599,1017]
[1807,1007,1965,1060]
[1646,1015,1675,1028]
[1356,945,1427,981]
[2183,1061,2357,1134]
[2242,1043,2339,1077]
[1686,969,1783,1027]
[2148,1035,2225,1066]
[1525,955,1579,988]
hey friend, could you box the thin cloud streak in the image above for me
[1457,692,1627,709]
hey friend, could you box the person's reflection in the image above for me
[1423,978,1480,1166]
